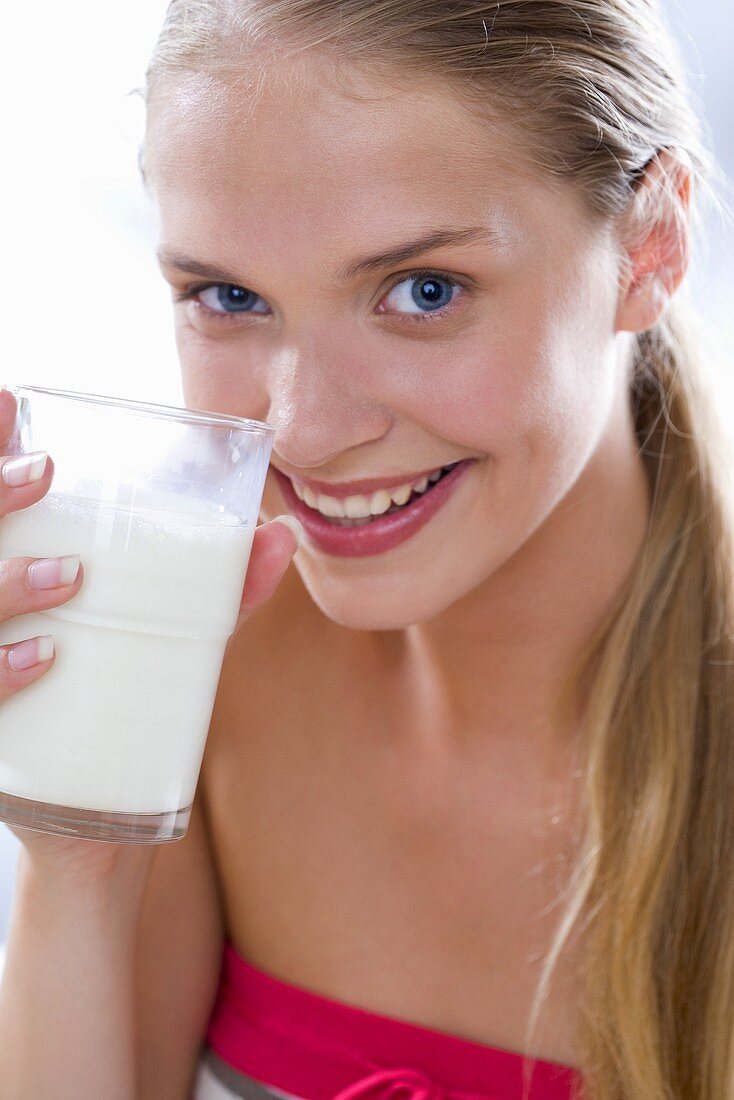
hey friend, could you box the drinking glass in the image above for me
[0,384,273,842]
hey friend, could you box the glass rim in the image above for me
[9,384,275,437]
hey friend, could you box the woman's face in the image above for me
[146,57,633,631]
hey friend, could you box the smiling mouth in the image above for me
[288,462,461,526]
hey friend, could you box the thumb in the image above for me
[235,514,304,627]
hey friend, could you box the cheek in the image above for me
[383,312,607,472]
[374,245,618,473]
[175,320,268,419]
[176,320,213,409]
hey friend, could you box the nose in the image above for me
[261,341,392,470]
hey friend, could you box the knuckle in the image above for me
[0,645,13,676]
[0,556,28,591]
[0,557,37,616]
[0,558,23,610]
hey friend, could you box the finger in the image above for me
[0,633,56,703]
[235,516,302,625]
[0,451,56,519]
[0,555,84,624]
[0,388,16,451]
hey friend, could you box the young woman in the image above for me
[0,2,732,1098]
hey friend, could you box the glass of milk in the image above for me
[0,384,274,843]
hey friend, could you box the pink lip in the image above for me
[270,463,459,500]
[271,459,476,558]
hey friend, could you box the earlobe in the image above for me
[615,268,672,335]
[613,149,693,335]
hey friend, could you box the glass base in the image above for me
[0,790,192,843]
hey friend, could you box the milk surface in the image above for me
[0,491,254,814]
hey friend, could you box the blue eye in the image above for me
[381,274,461,316]
[198,284,270,315]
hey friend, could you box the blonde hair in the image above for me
[145,3,734,1096]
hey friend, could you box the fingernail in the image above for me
[271,514,303,548]
[28,555,81,590]
[8,635,55,671]
[2,451,48,487]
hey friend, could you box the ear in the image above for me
[614,148,693,334]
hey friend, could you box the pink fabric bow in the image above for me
[334,1067,445,1100]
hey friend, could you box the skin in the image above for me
[145,53,690,788]
[140,53,694,1068]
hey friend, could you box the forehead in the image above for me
[145,56,588,262]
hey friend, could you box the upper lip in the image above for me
[271,461,466,500]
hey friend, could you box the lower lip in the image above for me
[271,460,476,558]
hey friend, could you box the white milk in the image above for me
[0,491,254,815]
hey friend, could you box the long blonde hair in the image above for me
[145,3,734,1096]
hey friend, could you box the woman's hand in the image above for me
[233,512,302,635]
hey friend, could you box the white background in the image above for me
[0,1,732,943]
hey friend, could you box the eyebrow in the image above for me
[157,226,498,288]
[338,227,498,280]
[157,252,245,285]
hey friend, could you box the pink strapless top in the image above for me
[192,938,584,1100]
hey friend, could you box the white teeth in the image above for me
[291,464,448,520]
[330,515,374,527]
[316,494,345,518]
[369,490,393,515]
[344,494,371,519]
[390,484,413,506]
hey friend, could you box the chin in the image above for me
[291,554,465,632]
